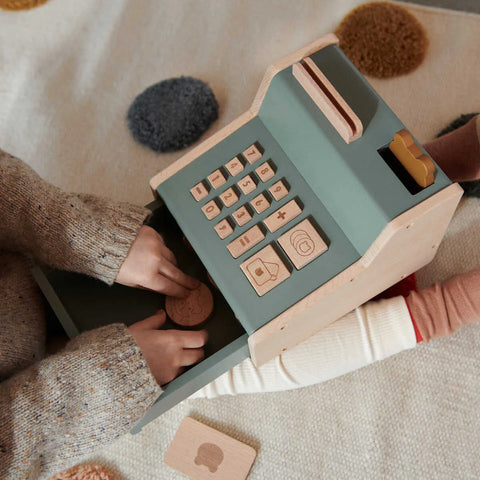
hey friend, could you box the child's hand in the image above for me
[128,310,208,386]
[116,225,200,297]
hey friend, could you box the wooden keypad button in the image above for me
[207,169,227,189]
[190,181,209,202]
[269,180,289,201]
[250,193,270,214]
[278,218,328,269]
[255,161,275,183]
[202,199,221,220]
[232,206,252,227]
[219,187,239,208]
[225,156,244,177]
[240,244,290,296]
[263,199,302,233]
[242,144,262,164]
[227,225,264,258]
[214,219,234,239]
[237,174,257,195]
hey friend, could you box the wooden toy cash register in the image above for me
[33,33,463,433]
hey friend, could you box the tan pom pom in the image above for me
[0,0,49,11]
[48,464,116,480]
[335,2,428,78]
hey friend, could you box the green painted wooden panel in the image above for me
[157,117,360,335]
[258,44,452,254]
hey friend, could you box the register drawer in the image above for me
[32,202,250,433]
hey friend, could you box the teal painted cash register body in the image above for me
[33,34,462,432]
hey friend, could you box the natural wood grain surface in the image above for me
[165,283,214,327]
[164,417,256,480]
[249,183,463,366]
[292,57,363,143]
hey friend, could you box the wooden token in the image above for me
[164,417,257,480]
[166,282,214,327]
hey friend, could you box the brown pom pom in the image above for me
[335,2,428,78]
[0,0,49,10]
[48,464,116,480]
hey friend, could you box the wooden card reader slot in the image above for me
[292,57,363,144]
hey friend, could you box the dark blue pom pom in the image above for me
[127,76,219,153]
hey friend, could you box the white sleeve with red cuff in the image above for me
[190,295,417,399]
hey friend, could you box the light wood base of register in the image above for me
[248,183,463,366]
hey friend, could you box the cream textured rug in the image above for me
[1,1,480,478]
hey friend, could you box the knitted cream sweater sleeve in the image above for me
[0,148,148,284]
[0,324,162,480]
[0,149,162,479]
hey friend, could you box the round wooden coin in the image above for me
[165,282,214,327]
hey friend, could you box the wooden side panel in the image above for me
[248,183,464,367]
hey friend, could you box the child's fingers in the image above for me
[179,348,205,366]
[149,275,191,297]
[177,329,209,348]
[132,310,167,330]
[157,257,200,290]
[147,225,165,245]
[159,243,177,266]
[176,366,187,378]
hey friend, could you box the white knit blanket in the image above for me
[1,1,480,478]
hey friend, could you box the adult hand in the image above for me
[116,225,199,297]
[128,310,208,385]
